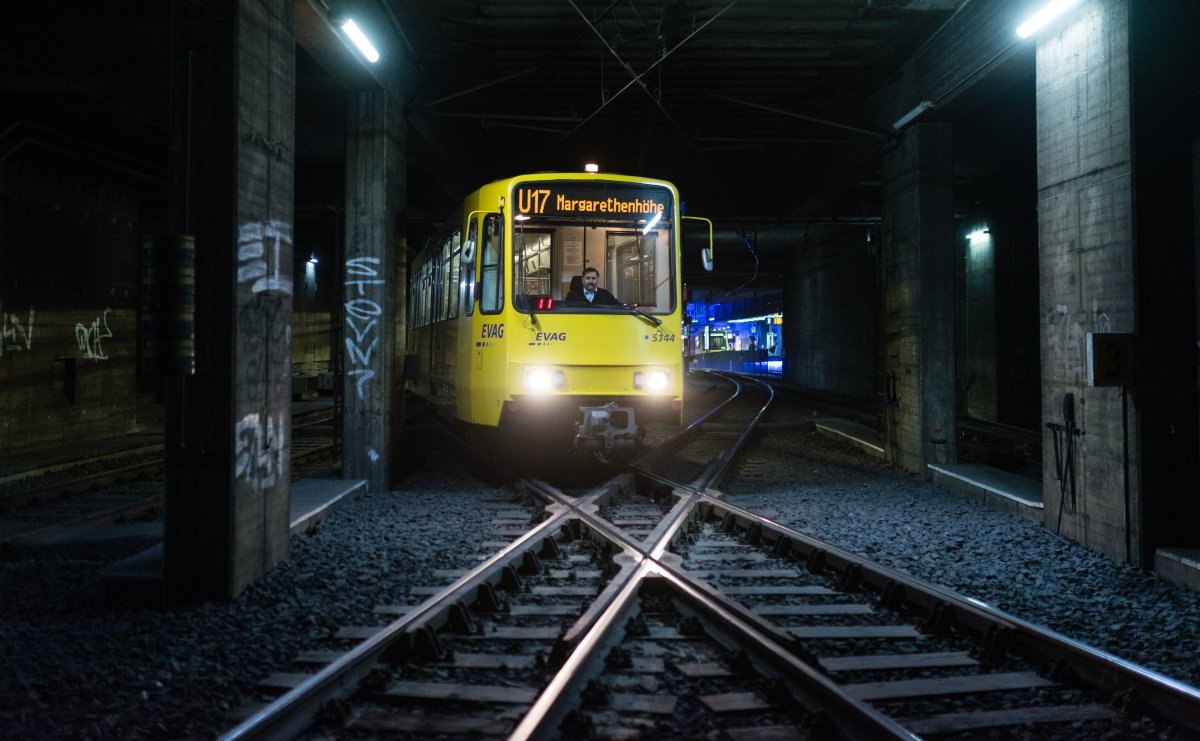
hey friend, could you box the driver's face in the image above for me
[582,272,599,289]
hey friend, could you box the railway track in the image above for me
[0,410,337,545]
[222,371,1200,739]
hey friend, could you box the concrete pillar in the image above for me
[1035,0,1200,565]
[164,0,295,603]
[342,90,405,492]
[881,123,957,473]
[1035,0,1136,560]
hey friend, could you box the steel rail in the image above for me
[513,493,919,738]
[697,495,1200,733]
[512,381,920,739]
[229,378,917,740]
[658,565,918,740]
[226,462,644,740]
[222,506,576,741]
[691,371,775,491]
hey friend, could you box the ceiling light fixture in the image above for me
[892,101,934,131]
[340,19,380,63]
[1016,0,1082,38]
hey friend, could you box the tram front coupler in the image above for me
[575,402,639,459]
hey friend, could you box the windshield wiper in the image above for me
[621,304,662,327]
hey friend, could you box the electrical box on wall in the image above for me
[1086,332,1134,387]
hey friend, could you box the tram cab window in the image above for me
[479,214,504,314]
[608,229,669,310]
[513,228,553,298]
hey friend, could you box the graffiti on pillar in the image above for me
[344,256,385,399]
[75,307,113,361]
[238,220,294,296]
[1045,302,1114,377]
[1046,304,1084,376]
[0,299,35,357]
[235,411,286,489]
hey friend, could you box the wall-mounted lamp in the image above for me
[892,101,935,131]
[1017,0,1082,38]
[584,163,599,173]
[340,18,380,63]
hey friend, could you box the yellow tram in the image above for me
[406,171,711,460]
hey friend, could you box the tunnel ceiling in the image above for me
[391,0,971,288]
[1,0,1026,292]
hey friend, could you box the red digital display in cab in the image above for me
[535,296,554,311]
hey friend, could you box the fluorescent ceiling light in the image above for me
[340,19,380,63]
[642,211,662,234]
[892,101,934,131]
[1017,0,1081,38]
[967,228,990,240]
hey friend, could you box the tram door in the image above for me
[456,218,478,421]
[472,213,506,425]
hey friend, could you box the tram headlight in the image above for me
[634,370,670,392]
[524,368,565,394]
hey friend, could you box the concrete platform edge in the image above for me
[100,477,366,593]
[1154,548,1200,592]
[928,464,1043,523]
[813,421,885,459]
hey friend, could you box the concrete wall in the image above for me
[0,161,151,457]
[783,227,878,400]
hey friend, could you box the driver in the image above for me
[566,266,621,305]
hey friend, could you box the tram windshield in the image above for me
[511,181,675,314]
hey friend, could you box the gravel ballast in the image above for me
[2,426,1199,738]
[724,428,1200,690]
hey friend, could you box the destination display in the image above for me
[514,182,671,220]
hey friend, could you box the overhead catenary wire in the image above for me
[563,0,759,293]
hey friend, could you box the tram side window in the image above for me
[432,250,444,323]
[437,235,451,321]
[407,259,417,325]
[411,259,425,327]
[448,230,461,319]
[420,260,433,326]
[463,220,478,316]
[480,214,504,314]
